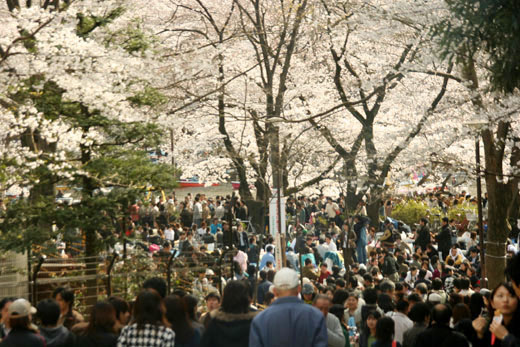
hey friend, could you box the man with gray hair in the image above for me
[249,268,328,347]
[313,294,346,347]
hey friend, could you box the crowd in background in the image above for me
[1,189,520,347]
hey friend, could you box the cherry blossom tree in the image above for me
[434,0,520,288]
[0,0,177,305]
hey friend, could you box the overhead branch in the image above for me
[285,155,341,195]
[0,17,55,65]
[380,63,453,179]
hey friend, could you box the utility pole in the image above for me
[169,128,175,168]
[475,135,486,288]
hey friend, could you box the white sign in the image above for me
[275,232,283,270]
[269,190,286,237]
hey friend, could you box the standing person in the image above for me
[237,223,249,252]
[75,301,118,347]
[372,316,401,347]
[117,290,175,347]
[164,295,201,347]
[354,216,368,264]
[313,295,347,347]
[472,283,520,347]
[414,218,430,252]
[382,249,399,283]
[436,218,453,260]
[52,287,84,330]
[193,196,203,228]
[359,288,384,347]
[256,271,273,305]
[259,246,275,270]
[180,202,193,228]
[247,236,260,265]
[402,302,430,347]
[329,304,351,347]
[504,253,520,347]
[339,222,357,266]
[200,280,256,347]
[0,297,16,339]
[108,297,130,333]
[415,304,468,347]
[364,310,382,347]
[249,268,328,347]
[385,300,413,345]
[0,299,45,347]
[37,299,75,347]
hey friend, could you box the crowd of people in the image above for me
[0,190,520,347]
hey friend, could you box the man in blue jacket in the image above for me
[249,267,328,347]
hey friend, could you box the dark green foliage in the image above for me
[433,0,520,92]
[128,87,167,107]
[1,76,177,255]
[76,7,125,38]
[121,25,151,54]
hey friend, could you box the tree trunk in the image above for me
[484,180,508,289]
[244,200,266,236]
[366,198,381,229]
[80,136,98,309]
[482,125,510,289]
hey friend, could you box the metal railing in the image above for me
[0,247,236,316]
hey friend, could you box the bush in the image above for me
[391,199,442,226]
[448,204,477,223]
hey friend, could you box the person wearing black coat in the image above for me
[436,218,453,259]
[382,249,399,282]
[415,304,469,347]
[200,280,257,347]
[415,218,431,252]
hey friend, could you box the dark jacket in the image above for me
[402,323,427,347]
[175,328,201,347]
[247,244,259,264]
[436,225,452,254]
[415,324,469,347]
[180,208,193,227]
[257,280,272,305]
[382,254,398,276]
[39,326,75,347]
[75,329,118,347]
[200,309,257,347]
[0,328,46,347]
[472,309,520,347]
[415,225,430,249]
[294,235,306,254]
[371,341,402,347]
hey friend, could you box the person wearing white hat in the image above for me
[0,298,45,347]
[249,268,328,347]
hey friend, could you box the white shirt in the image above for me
[215,205,225,219]
[326,241,337,252]
[325,202,338,218]
[386,311,413,344]
[317,243,329,258]
[164,228,175,241]
[405,271,418,287]
[193,202,202,219]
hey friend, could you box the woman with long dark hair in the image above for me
[472,282,520,347]
[117,290,175,347]
[75,301,118,347]
[200,280,257,347]
[164,295,200,347]
[373,316,401,347]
